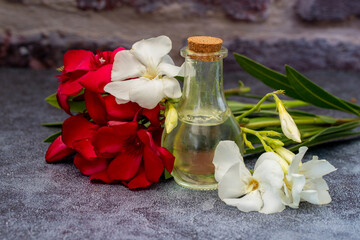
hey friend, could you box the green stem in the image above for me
[241,127,273,152]
[260,100,309,109]
[243,117,360,129]
[224,87,251,96]
[236,93,274,121]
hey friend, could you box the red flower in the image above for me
[92,121,174,188]
[57,47,125,114]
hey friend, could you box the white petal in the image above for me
[129,77,165,109]
[255,152,288,174]
[254,158,284,189]
[260,185,285,214]
[289,174,306,208]
[131,35,172,67]
[218,162,248,200]
[304,178,329,191]
[162,76,182,99]
[301,190,332,205]
[158,62,181,77]
[300,159,337,179]
[288,147,307,175]
[111,50,145,81]
[223,190,263,213]
[104,78,146,103]
[213,141,249,182]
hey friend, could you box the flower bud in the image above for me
[274,146,295,164]
[165,102,178,134]
[276,98,301,143]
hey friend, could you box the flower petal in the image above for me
[45,135,75,163]
[111,50,145,81]
[62,115,99,148]
[288,147,308,175]
[79,64,112,93]
[288,173,306,208]
[254,158,284,189]
[157,146,175,174]
[255,152,289,174]
[84,90,107,125]
[90,170,115,184]
[127,167,153,189]
[142,105,161,127]
[104,78,147,104]
[218,162,248,200]
[213,141,247,182]
[63,50,93,72]
[223,190,263,213]
[162,76,182,99]
[143,146,164,183]
[73,154,108,176]
[110,47,126,63]
[300,190,332,205]
[131,35,172,67]
[72,139,98,161]
[300,159,337,179]
[304,178,329,191]
[260,185,285,214]
[107,152,142,181]
[104,95,140,121]
[129,78,164,109]
[158,56,181,77]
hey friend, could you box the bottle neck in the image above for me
[178,56,229,123]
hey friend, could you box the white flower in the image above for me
[104,36,182,109]
[276,98,301,143]
[282,147,337,208]
[213,141,285,214]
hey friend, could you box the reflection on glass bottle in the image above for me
[162,36,244,190]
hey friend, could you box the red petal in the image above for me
[60,79,84,96]
[64,50,93,72]
[137,129,156,149]
[78,64,112,93]
[92,126,128,157]
[107,153,142,181]
[127,167,153,189]
[56,90,71,115]
[90,170,115,184]
[142,105,161,127]
[84,90,107,125]
[157,147,175,173]
[111,47,126,63]
[62,115,99,148]
[72,139,98,161]
[143,146,164,183]
[149,127,164,147]
[73,154,108,175]
[45,135,75,163]
[104,95,140,121]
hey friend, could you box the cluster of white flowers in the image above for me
[213,141,336,214]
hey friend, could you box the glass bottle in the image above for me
[162,36,244,190]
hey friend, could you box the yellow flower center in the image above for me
[142,66,158,80]
[247,178,259,192]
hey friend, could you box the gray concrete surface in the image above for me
[0,68,359,239]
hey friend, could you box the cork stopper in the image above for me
[187,36,223,61]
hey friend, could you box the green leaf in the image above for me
[41,122,63,127]
[45,93,61,109]
[285,65,360,116]
[164,169,173,179]
[233,53,303,100]
[43,131,62,143]
[45,93,86,113]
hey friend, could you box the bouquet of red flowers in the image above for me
[44,36,182,189]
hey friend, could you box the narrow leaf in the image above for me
[43,131,62,143]
[285,65,360,116]
[41,122,63,127]
[233,53,302,100]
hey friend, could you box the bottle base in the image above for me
[172,170,218,190]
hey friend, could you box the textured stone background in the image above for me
[1,0,360,71]
[0,68,359,239]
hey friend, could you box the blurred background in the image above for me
[1,0,360,72]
